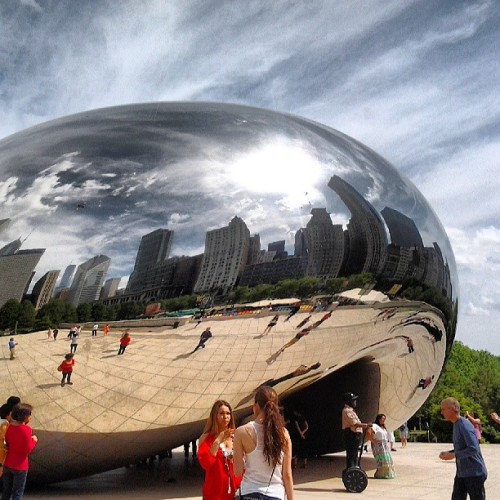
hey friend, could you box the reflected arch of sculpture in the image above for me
[0,102,457,484]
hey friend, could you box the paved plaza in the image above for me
[24,442,498,499]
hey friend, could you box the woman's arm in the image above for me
[282,430,294,500]
[233,427,245,477]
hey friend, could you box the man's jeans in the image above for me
[452,475,486,500]
[1,466,28,500]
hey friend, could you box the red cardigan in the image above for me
[198,433,241,500]
[3,423,37,471]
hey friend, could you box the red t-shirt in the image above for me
[3,423,37,471]
[61,358,75,373]
[120,336,131,347]
[198,433,241,500]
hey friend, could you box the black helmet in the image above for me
[344,392,358,406]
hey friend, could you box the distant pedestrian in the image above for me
[284,302,301,322]
[52,329,59,341]
[417,375,434,389]
[103,324,110,336]
[406,338,414,353]
[439,397,487,500]
[92,324,98,336]
[183,440,197,462]
[1,403,38,500]
[68,328,79,354]
[59,353,75,386]
[47,327,52,339]
[399,421,409,448]
[8,338,17,360]
[263,315,279,334]
[193,327,212,352]
[295,315,312,329]
[118,331,131,355]
[465,411,482,442]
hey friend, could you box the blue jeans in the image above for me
[240,494,281,500]
[1,466,28,500]
[452,475,486,500]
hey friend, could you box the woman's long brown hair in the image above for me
[255,386,287,467]
[202,399,235,436]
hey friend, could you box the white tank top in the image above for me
[240,421,285,499]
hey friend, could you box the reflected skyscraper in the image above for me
[0,244,45,307]
[31,270,60,309]
[305,208,344,279]
[127,229,173,292]
[59,264,76,290]
[381,207,424,248]
[194,216,250,294]
[99,277,121,300]
[328,175,388,276]
[68,255,111,307]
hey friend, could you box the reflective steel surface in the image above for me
[0,102,457,483]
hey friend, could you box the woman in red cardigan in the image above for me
[198,400,241,499]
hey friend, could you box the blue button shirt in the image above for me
[453,417,487,478]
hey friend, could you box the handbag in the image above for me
[57,364,63,372]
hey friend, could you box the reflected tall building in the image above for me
[305,208,344,279]
[0,218,10,237]
[0,239,45,307]
[31,270,60,310]
[127,229,173,292]
[58,264,76,291]
[381,207,424,248]
[194,216,250,293]
[328,176,387,276]
[68,255,111,307]
[99,277,121,300]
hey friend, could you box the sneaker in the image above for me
[61,381,65,386]
[68,382,73,385]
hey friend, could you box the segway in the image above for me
[342,430,368,493]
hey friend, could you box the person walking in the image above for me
[263,315,279,335]
[91,324,98,337]
[1,403,38,500]
[52,329,59,341]
[59,353,75,387]
[198,400,241,500]
[68,327,79,354]
[439,397,487,500]
[341,392,371,470]
[193,327,212,352]
[399,421,409,448]
[118,331,131,355]
[465,411,482,443]
[7,339,17,361]
[234,386,294,500]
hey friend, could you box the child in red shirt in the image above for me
[118,331,131,355]
[59,353,75,386]
[2,403,38,499]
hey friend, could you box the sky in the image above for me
[0,0,498,354]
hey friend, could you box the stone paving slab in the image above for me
[25,442,498,499]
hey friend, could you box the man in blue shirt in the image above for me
[439,397,487,499]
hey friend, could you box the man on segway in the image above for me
[342,392,371,468]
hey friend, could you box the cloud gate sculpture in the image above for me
[0,102,457,483]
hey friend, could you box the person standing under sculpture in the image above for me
[439,397,487,500]
[1,403,38,500]
[341,392,371,469]
[234,386,294,500]
[198,400,241,500]
[367,414,396,478]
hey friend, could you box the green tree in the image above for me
[76,303,92,323]
[91,302,106,322]
[17,300,36,330]
[0,299,21,330]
